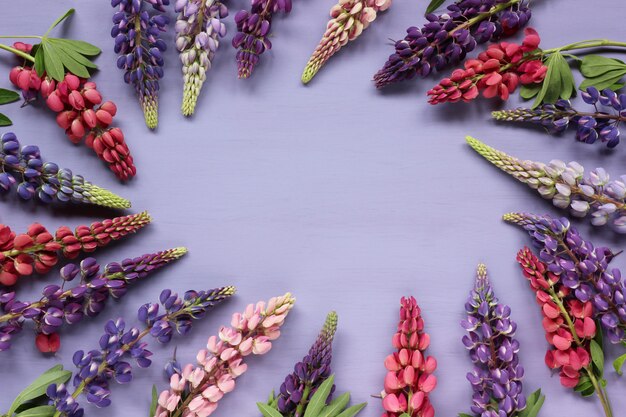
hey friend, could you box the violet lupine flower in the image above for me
[504,212,626,344]
[262,311,337,417]
[462,264,526,417]
[153,293,296,417]
[492,87,626,148]
[47,287,235,416]
[373,0,531,89]
[233,0,292,78]
[175,0,228,116]
[0,247,187,353]
[467,136,626,232]
[0,132,130,209]
[301,0,392,84]
[111,0,169,129]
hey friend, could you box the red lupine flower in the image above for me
[35,332,60,353]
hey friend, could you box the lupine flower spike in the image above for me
[301,0,392,84]
[233,0,292,78]
[466,136,626,232]
[380,296,436,417]
[0,132,130,208]
[462,264,544,417]
[373,0,531,89]
[153,293,295,417]
[493,87,626,148]
[175,0,228,116]
[111,0,169,129]
[0,247,187,353]
[42,287,235,417]
[0,212,150,286]
[262,311,338,417]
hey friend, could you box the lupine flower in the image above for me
[466,136,626,232]
[262,311,338,417]
[233,0,292,78]
[492,87,626,148]
[0,247,187,353]
[153,293,295,417]
[46,286,235,416]
[301,0,392,84]
[427,28,545,104]
[0,132,130,208]
[505,212,626,345]
[373,0,531,89]
[111,0,169,129]
[9,52,136,181]
[462,264,527,417]
[175,0,228,116]
[381,296,436,417]
[0,212,151,286]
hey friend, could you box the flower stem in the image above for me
[0,43,34,62]
[586,369,613,417]
[544,40,626,56]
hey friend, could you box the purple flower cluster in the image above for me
[462,264,526,417]
[505,212,626,344]
[47,384,84,417]
[233,0,292,78]
[492,87,626,148]
[373,0,530,89]
[111,0,169,129]
[0,248,186,351]
[48,286,235,416]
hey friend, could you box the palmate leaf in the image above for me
[14,406,55,417]
[530,52,576,108]
[518,389,545,417]
[426,0,447,14]
[7,365,71,416]
[579,55,626,91]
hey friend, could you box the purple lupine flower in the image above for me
[462,264,527,417]
[47,384,84,417]
[492,87,626,148]
[111,0,169,129]
[47,286,235,417]
[232,0,292,78]
[0,132,129,209]
[505,212,626,344]
[373,0,531,89]
[0,248,187,352]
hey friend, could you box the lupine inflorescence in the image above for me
[0,132,130,208]
[427,27,545,104]
[381,296,436,417]
[373,0,531,89]
[301,0,392,84]
[111,0,169,129]
[175,0,228,116]
[0,212,150,286]
[462,264,526,417]
[153,293,295,417]
[47,286,235,417]
[233,0,292,79]
[467,136,626,232]
[0,247,186,353]
[9,45,136,180]
[493,87,626,148]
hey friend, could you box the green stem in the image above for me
[544,39,626,55]
[0,35,42,39]
[586,369,613,417]
[0,43,34,62]
[294,383,312,417]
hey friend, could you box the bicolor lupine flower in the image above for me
[462,264,531,417]
[505,212,626,345]
[46,287,235,416]
[0,247,187,353]
[373,0,531,89]
[427,28,545,104]
[153,293,295,417]
[262,311,338,417]
[175,0,228,116]
[233,0,292,78]
[492,87,626,148]
[381,296,436,417]
[111,0,169,129]
[466,136,626,232]
[301,0,392,84]
[0,132,130,208]
[0,212,151,286]
[9,52,136,181]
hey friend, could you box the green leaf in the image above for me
[34,47,45,77]
[52,45,91,78]
[613,352,626,375]
[14,406,55,417]
[257,402,285,417]
[8,366,71,416]
[48,39,97,68]
[0,113,12,126]
[149,385,158,417]
[532,53,560,107]
[590,338,605,377]
[458,414,474,417]
[580,55,626,77]
[304,376,335,417]
[334,403,366,417]
[518,389,545,417]
[53,39,101,56]
[520,83,541,100]
[425,0,446,14]
[44,8,75,38]
[318,393,350,417]
[42,42,65,81]
[555,52,576,100]
[580,70,626,91]
[0,88,20,105]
